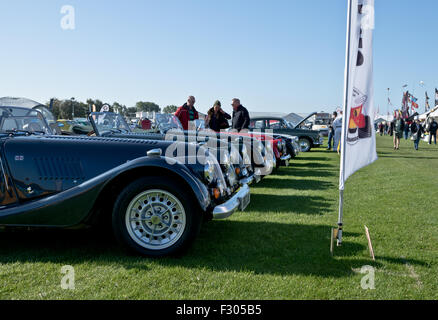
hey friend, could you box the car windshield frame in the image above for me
[88,112,131,136]
[155,113,184,132]
[0,106,52,135]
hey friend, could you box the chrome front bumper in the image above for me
[239,174,254,185]
[212,184,251,220]
[280,154,291,166]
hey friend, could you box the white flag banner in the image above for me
[339,0,377,190]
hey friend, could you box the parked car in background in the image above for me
[88,112,257,188]
[0,105,250,257]
[0,97,61,134]
[129,113,271,179]
[307,112,331,137]
[57,119,93,135]
[194,119,300,161]
[249,114,324,152]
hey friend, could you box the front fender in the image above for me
[0,156,210,227]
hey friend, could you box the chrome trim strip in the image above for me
[239,174,254,186]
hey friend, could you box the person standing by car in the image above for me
[428,118,438,145]
[327,111,336,150]
[332,111,343,152]
[231,98,250,132]
[205,100,231,132]
[393,111,404,150]
[411,119,424,151]
[175,96,199,130]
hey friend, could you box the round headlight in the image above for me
[230,146,240,165]
[221,152,231,168]
[257,141,264,154]
[204,160,215,184]
[226,165,238,186]
[241,143,248,155]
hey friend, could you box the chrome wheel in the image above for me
[125,189,186,250]
[299,138,311,152]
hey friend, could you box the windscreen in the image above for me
[0,106,52,134]
[156,113,183,132]
[90,112,131,135]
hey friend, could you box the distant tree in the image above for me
[87,99,105,112]
[126,107,138,117]
[112,102,127,115]
[163,105,178,114]
[47,98,62,119]
[135,101,160,113]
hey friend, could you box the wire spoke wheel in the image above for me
[125,189,186,251]
[299,138,311,152]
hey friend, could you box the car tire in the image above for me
[299,138,312,152]
[112,176,202,257]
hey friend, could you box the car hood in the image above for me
[293,112,318,129]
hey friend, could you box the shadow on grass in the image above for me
[0,222,427,278]
[253,177,334,191]
[295,156,330,162]
[289,162,335,169]
[378,155,438,160]
[247,194,334,215]
[0,223,365,278]
[376,256,429,267]
[272,167,337,178]
[0,229,125,266]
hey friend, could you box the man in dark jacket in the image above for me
[327,111,337,149]
[175,96,199,130]
[231,98,250,132]
[428,118,438,145]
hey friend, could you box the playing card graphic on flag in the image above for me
[339,0,377,190]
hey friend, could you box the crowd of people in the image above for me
[174,96,251,132]
[325,109,438,153]
[174,98,438,153]
[377,111,438,150]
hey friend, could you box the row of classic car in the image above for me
[0,97,317,257]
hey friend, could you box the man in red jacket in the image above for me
[175,96,199,130]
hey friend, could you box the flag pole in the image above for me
[337,0,353,246]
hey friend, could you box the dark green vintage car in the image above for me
[249,113,324,152]
[0,105,251,257]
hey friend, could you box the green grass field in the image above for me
[0,135,437,300]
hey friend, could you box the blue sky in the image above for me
[0,0,437,115]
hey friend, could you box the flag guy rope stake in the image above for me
[335,0,377,250]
